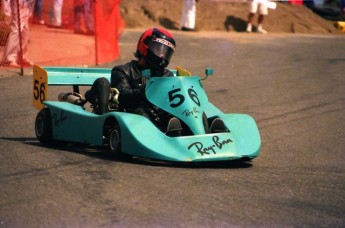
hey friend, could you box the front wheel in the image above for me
[105,118,132,159]
[35,108,53,145]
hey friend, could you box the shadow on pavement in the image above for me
[1,136,253,169]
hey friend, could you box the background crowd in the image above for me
[0,0,344,69]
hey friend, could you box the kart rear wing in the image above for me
[33,64,112,110]
[32,64,210,110]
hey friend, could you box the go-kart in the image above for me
[33,64,261,162]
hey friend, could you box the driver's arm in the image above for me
[110,68,146,109]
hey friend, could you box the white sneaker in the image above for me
[257,27,267,34]
[246,24,252,33]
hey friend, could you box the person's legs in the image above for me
[257,14,267,33]
[246,12,255,32]
[74,5,83,33]
[257,4,268,33]
[85,77,110,115]
[133,105,182,137]
[2,29,19,65]
[1,8,20,65]
[181,0,196,31]
[186,0,196,30]
[19,16,32,65]
[247,1,258,32]
[2,4,32,67]
[258,14,264,24]
[34,0,45,24]
[49,0,63,27]
[84,0,94,34]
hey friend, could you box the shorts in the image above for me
[249,1,269,15]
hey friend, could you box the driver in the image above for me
[85,27,182,136]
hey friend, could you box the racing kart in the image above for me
[33,64,261,162]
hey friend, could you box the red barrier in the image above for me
[288,0,303,5]
[94,0,125,65]
[0,0,125,73]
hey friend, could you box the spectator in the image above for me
[33,0,45,25]
[74,0,94,35]
[48,0,63,28]
[1,0,34,67]
[180,0,198,31]
[246,0,269,34]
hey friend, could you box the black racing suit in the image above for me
[85,60,173,130]
[111,60,173,130]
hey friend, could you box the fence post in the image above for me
[15,0,24,75]
[93,0,98,66]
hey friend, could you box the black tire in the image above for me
[35,108,53,145]
[107,121,121,155]
[105,118,132,160]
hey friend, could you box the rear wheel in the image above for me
[35,108,53,145]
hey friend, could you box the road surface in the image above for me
[1,30,345,227]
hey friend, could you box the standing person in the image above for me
[180,0,198,31]
[1,0,34,67]
[48,0,63,28]
[246,0,269,34]
[33,0,44,24]
[73,0,94,35]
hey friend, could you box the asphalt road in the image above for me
[1,30,345,227]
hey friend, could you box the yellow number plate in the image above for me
[175,66,191,77]
[33,65,48,110]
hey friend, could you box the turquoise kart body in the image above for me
[33,65,261,162]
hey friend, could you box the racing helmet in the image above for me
[135,28,176,72]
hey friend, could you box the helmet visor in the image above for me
[148,37,175,66]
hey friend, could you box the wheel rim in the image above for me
[35,117,44,137]
[109,129,120,151]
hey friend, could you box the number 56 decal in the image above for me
[33,65,48,110]
[168,88,200,108]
